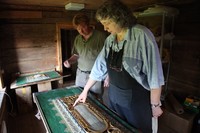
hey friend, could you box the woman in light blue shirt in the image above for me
[74,0,164,132]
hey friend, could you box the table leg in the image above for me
[15,86,32,114]
[37,82,52,92]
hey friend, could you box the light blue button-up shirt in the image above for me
[90,24,165,90]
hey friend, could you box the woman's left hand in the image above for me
[152,107,163,118]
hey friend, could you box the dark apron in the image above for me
[106,44,152,133]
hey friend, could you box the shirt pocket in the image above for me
[87,48,99,59]
[123,58,144,76]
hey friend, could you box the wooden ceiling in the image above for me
[0,0,196,11]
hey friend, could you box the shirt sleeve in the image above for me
[143,29,165,89]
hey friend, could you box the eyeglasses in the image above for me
[108,49,123,72]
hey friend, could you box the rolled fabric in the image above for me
[152,117,158,133]
[167,93,184,114]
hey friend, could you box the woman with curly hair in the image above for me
[74,1,164,132]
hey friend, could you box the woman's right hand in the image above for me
[103,75,110,88]
[73,90,88,106]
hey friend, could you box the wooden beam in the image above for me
[0,11,42,19]
[0,66,4,89]
[0,4,64,11]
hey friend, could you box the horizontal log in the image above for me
[0,11,42,19]
[4,59,56,74]
[1,47,56,63]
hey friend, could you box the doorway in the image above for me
[56,23,78,83]
[61,29,78,82]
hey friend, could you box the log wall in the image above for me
[0,8,83,84]
[0,2,200,97]
[169,1,200,98]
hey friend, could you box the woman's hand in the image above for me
[73,78,97,106]
[103,75,110,88]
[73,90,88,106]
[152,106,163,118]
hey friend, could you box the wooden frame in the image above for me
[55,23,74,74]
[0,65,4,90]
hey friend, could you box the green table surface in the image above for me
[16,71,61,86]
[34,86,139,133]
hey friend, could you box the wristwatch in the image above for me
[151,102,162,108]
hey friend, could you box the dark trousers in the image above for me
[108,84,152,133]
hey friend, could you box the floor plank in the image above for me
[7,109,46,133]
[6,81,76,133]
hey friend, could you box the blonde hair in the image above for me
[96,0,137,28]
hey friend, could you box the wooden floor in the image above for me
[6,80,76,133]
[7,108,46,133]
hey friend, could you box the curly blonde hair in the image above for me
[96,0,137,28]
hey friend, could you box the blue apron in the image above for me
[106,44,152,133]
